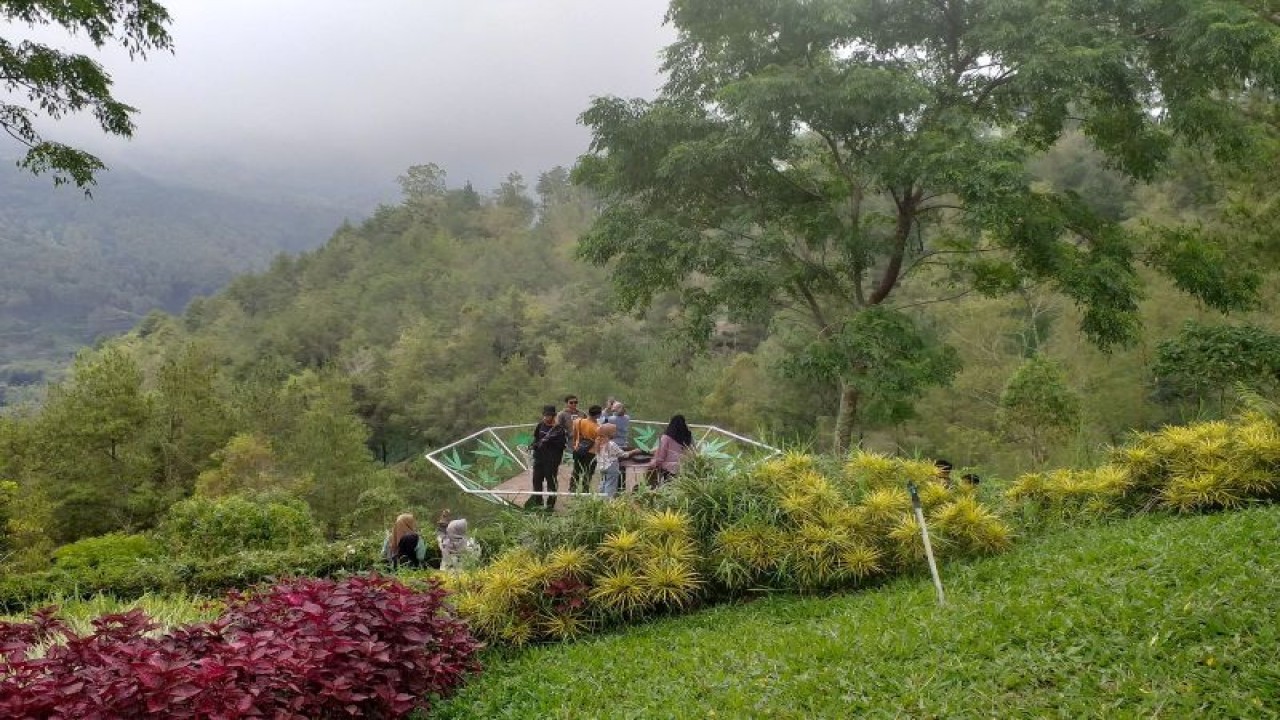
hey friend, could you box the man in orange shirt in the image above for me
[570,404,602,493]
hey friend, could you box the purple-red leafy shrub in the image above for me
[0,575,481,719]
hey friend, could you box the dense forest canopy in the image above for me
[575,0,1279,452]
[2,0,1280,563]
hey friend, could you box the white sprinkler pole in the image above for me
[908,481,946,606]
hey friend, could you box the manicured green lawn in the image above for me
[434,505,1280,719]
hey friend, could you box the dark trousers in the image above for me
[530,450,561,509]
[571,451,597,493]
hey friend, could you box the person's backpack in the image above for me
[572,419,595,455]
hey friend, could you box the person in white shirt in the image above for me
[594,423,637,498]
[603,401,631,448]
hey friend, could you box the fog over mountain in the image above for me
[14,0,673,206]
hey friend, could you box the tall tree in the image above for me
[1,0,172,189]
[997,355,1081,465]
[575,0,1273,452]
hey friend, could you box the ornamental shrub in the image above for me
[445,450,1011,645]
[0,575,481,719]
[1008,411,1280,517]
[159,493,321,558]
[52,532,163,571]
[0,536,385,613]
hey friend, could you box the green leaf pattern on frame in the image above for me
[472,437,517,473]
[511,430,533,452]
[695,436,733,461]
[634,425,659,453]
[442,448,471,474]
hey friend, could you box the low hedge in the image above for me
[440,450,1013,646]
[0,536,391,613]
[1007,411,1280,519]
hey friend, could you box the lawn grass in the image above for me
[433,504,1280,719]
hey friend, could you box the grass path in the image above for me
[434,505,1280,719]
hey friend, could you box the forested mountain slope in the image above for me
[0,162,356,403]
[1,144,1275,550]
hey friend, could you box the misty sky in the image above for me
[10,0,674,202]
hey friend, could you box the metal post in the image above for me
[907,481,946,606]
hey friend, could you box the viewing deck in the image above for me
[425,421,778,508]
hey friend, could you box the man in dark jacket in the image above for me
[530,404,567,510]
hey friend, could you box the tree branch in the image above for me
[868,187,922,305]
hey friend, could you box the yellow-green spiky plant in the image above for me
[712,519,783,590]
[780,522,852,590]
[641,509,694,545]
[538,609,592,642]
[858,487,912,531]
[813,506,868,537]
[897,458,945,488]
[775,470,845,522]
[757,450,819,483]
[845,452,941,492]
[498,617,536,647]
[1233,417,1280,500]
[1155,421,1233,478]
[598,529,645,568]
[475,548,540,612]
[917,480,953,510]
[1161,472,1247,513]
[640,556,702,610]
[929,496,1012,554]
[1045,468,1094,505]
[588,565,648,619]
[845,450,900,489]
[546,545,593,578]
[1005,472,1048,503]
[886,512,950,567]
[1109,434,1164,491]
[838,541,884,582]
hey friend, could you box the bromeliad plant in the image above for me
[441,507,703,646]
[447,449,1011,646]
[1007,411,1280,516]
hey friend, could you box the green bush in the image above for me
[0,536,387,613]
[158,493,321,558]
[52,533,163,571]
[442,449,1012,646]
[1007,411,1280,519]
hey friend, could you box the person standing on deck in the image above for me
[603,401,631,449]
[595,423,638,498]
[556,395,582,439]
[570,405,602,493]
[530,405,567,510]
[644,414,695,487]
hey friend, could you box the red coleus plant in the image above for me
[0,575,481,719]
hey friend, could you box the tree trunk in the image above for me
[834,380,860,455]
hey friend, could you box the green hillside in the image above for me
[0,162,354,405]
[435,505,1280,719]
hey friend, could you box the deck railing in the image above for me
[424,420,779,505]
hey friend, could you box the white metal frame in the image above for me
[424,420,779,506]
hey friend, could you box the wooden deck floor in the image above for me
[493,459,655,509]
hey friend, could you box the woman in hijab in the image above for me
[645,414,694,487]
[383,513,425,569]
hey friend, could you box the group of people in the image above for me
[382,510,475,570]
[527,395,696,509]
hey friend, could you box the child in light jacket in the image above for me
[594,423,637,498]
